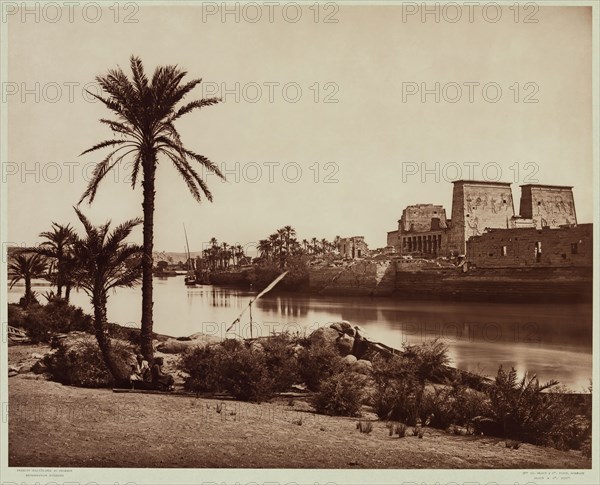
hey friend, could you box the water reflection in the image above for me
[8,277,593,389]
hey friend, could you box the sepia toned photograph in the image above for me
[1,1,598,484]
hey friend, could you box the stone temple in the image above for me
[386,180,588,264]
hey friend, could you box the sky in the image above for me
[4,3,593,252]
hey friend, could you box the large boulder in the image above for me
[331,321,355,337]
[157,338,205,354]
[336,334,355,356]
[342,354,358,365]
[18,364,33,374]
[157,333,221,354]
[309,327,339,347]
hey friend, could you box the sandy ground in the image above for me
[7,345,591,469]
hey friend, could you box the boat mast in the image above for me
[183,223,192,272]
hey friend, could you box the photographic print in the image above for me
[1,1,598,484]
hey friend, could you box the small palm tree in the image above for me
[79,56,225,360]
[71,208,143,381]
[8,252,47,306]
[35,222,76,299]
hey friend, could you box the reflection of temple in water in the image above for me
[255,296,309,318]
[211,288,232,308]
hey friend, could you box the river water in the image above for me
[8,276,593,390]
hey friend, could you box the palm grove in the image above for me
[9,57,224,380]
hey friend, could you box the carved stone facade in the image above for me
[519,184,577,229]
[447,180,515,256]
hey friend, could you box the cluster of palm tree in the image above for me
[12,56,224,381]
[257,226,341,268]
[8,222,78,306]
[201,238,248,271]
[9,210,143,379]
[299,236,341,255]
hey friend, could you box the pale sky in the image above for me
[5,4,593,252]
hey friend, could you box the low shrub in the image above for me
[14,300,94,343]
[181,344,229,394]
[402,338,451,384]
[370,355,420,424]
[297,340,344,391]
[356,420,373,433]
[44,334,133,387]
[261,333,300,392]
[487,366,592,451]
[181,339,275,402]
[220,345,275,402]
[312,370,365,417]
[388,422,408,438]
[420,382,491,429]
[7,304,26,327]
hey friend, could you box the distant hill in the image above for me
[153,251,204,264]
[7,246,203,265]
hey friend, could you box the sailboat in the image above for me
[183,224,197,286]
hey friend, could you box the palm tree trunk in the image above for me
[65,283,72,303]
[56,260,63,298]
[24,275,32,304]
[93,293,126,381]
[140,158,156,361]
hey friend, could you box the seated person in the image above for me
[130,353,150,388]
[151,357,175,391]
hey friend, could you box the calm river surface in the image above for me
[9,276,593,390]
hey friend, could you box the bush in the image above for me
[261,333,300,392]
[487,366,591,450]
[420,382,492,430]
[44,334,133,387]
[370,354,421,424]
[220,345,275,402]
[14,300,93,343]
[7,304,26,327]
[181,345,228,394]
[402,338,451,384]
[181,339,275,402]
[297,340,344,391]
[312,370,365,417]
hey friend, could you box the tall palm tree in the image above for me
[311,237,319,255]
[71,208,143,380]
[79,56,225,360]
[283,225,296,254]
[35,222,76,299]
[234,244,245,267]
[258,239,271,259]
[8,252,47,306]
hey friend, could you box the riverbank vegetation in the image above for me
[199,226,342,290]
[8,302,592,459]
